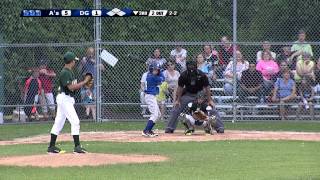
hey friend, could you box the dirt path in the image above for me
[1,130,320,146]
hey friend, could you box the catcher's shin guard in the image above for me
[180,113,195,134]
[204,115,216,135]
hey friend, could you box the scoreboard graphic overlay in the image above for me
[21,8,178,17]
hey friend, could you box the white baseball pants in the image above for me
[144,94,161,122]
[50,93,80,135]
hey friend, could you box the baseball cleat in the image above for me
[47,146,63,154]
[184,129,194,135]
[73,145,87,154]
[142,130,158,137]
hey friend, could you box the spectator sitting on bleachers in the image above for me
[277,46,296,70]
[146,48,167,70]
[313,58,320,95]
[297,77,314,118]
[163,60,180,102]
[256,41,277,62]
[294,52,315,90]
[256,51,280,100]
[239,61,263,103]
[170,45,187,72]
[203,45,219,80]
[271,70,297,120]
[271,61,294,82]
[223,51,249,96]
[218,36,239,66]
[197,54,211,75]
[290,30,313,61]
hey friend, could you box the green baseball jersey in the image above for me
[58,68,77,97]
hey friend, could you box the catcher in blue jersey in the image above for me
[142,63,165,137]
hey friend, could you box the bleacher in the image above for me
[141,79,320,120]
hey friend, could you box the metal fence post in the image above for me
[232,0,237,123]
[94,0,102,122]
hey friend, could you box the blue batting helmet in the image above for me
[149,63,160,73]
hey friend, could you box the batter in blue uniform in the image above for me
[142,63,164,137]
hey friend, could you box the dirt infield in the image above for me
[0,153,168,167]
[1,130,320,146]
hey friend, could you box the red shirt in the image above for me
[39,68,54,93]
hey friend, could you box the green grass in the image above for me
[0,141,319,180]
[0,121,320,141]
[0,121,320,179]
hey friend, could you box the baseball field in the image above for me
[0,121,319,180]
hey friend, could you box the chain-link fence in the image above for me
[1,0,320,123]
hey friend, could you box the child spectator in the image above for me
[156,81,169,121]
[297,77,314,118]
[80,80,96,120]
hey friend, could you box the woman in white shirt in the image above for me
[163,60,180,102]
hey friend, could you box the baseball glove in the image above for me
[192,110,208,121]
[84,72,94,86]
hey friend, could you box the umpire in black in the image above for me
[165,60,215,133]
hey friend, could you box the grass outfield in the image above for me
[0,141,319,179]
[0,121,319,179]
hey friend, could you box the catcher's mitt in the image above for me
[84,72,94,87]
[192,110,208,121]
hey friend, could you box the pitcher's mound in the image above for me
[0,153,168,167]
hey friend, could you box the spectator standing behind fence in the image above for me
[38,61,56,119]
[24,68,42,120]
[146,48,166,70]
[163,61,180,102]
[313,58,320,95]
[239,61,263,103]
[256,51,280,100]
[79,47,106,78]
[277,46,296,70]
[272,70,296,120]
[290,30,313,60]
[203,45,219,80]
[156,81,169,121]
[223,51,249,96]
[256,41,277,62]
[294,52,315,88]
[170,45,187,72]
[297,77,314,118]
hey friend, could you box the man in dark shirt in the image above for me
[239,62,263,103]
[165,60,214,133]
